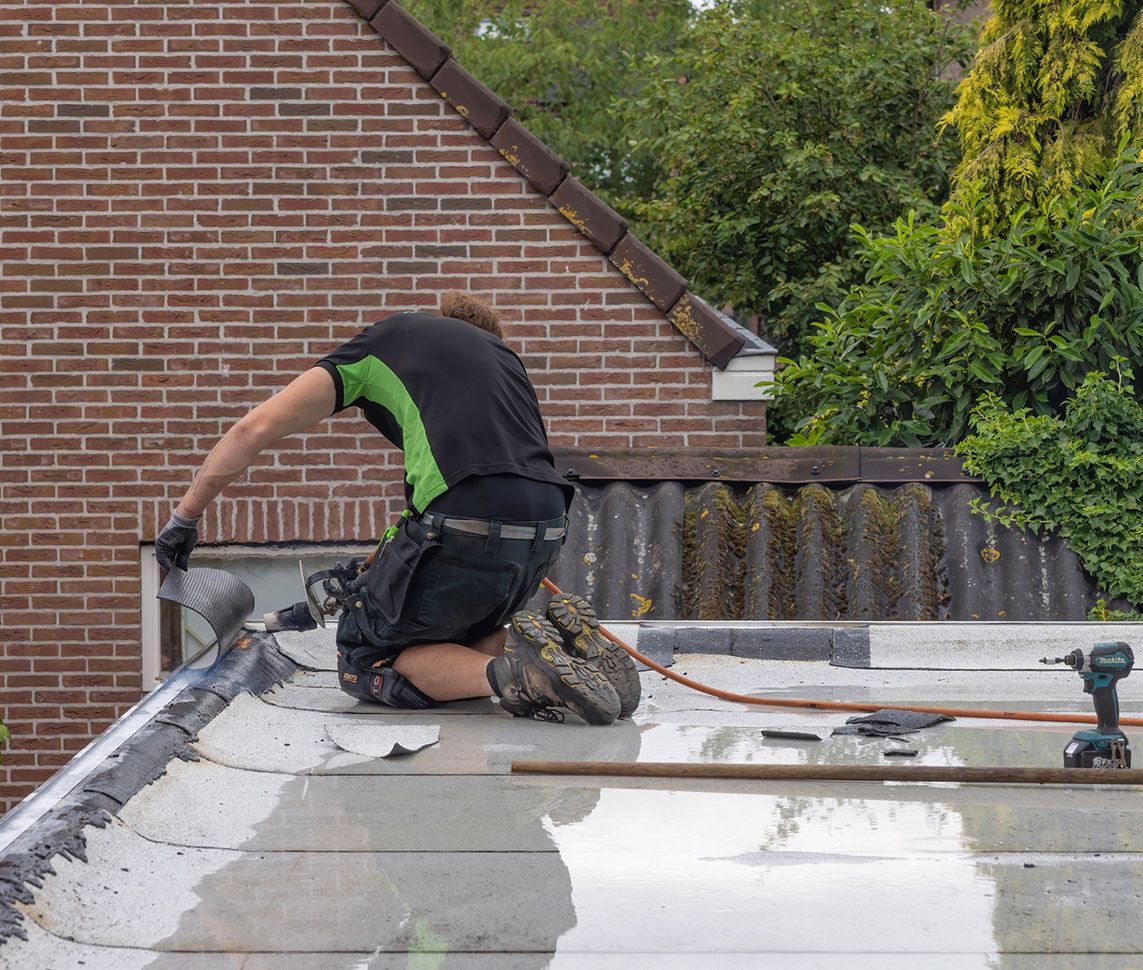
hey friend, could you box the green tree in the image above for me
[404,0,696,205]
[942,0,1143,236]
[773,0,1143,444]
[618,0,971,354]
[768,0,1143,609]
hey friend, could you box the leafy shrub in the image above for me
[956,369,1143,609]
[772,144,1143,446]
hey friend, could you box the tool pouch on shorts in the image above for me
[363,517,440,625]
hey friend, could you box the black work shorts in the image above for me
[335,512,565,670]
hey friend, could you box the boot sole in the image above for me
[509,612,620,725]
[546,594,641,718]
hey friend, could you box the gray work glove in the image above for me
[156,510,201,572]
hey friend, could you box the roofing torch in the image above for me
[1040,642,1134,768]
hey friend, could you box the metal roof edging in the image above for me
[552,447,983,485]
[0,633,297,945]
[0,663,202,857]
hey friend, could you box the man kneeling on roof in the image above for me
[154,292,639,725]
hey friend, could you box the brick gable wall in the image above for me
[0,1,766,811]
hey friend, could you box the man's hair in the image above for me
[440,291,504,340]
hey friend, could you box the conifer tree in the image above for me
[943,0,1143,235]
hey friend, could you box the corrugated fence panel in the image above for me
[542,481,686,620]
[543,481,1102,621]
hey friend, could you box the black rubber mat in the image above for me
[831,708,954,737]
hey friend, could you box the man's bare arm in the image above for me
[176,367,337,517]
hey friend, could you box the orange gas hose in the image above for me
[540,578,1143,729]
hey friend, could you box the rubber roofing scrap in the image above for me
[326,722,440,758]
[158,566,254,662]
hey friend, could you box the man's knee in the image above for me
[337,652,436,710]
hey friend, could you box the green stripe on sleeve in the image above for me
[336,355,448,512]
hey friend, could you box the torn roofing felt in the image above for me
[343,0,758,369]
[0,633,296,945]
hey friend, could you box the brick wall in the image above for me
[0,0,766,811]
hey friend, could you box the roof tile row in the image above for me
[352,0,745,367]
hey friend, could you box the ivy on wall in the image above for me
[956,368,1143,611]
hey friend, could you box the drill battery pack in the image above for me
[1064,732,1131,769]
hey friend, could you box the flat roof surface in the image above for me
[3,626,1142,968]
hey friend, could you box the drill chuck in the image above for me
[1039,649,1084,669]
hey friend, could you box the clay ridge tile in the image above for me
[346,0,388,19]
[669,293,746,369]
[429,60,512,141]
[370,2,451,81]
[549,176,627,256]
[490,117,569,197]
[608,233,687,314]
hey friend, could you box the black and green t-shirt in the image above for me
[315,313,573,515]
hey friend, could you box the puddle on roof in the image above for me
[545,787,997,958]
[537,780,1142,961]
[18,719,1138,966]
[634,719,1073,771]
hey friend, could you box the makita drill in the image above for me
[1040,641,1134,768]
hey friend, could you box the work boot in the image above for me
[546,594,641,718]
[489,612,620,725]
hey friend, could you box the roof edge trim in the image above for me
[0,633,296,946]
[553,446,983,485]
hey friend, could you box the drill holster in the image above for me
[306,558,367,614]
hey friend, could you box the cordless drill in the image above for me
[1040,641,1134,768]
